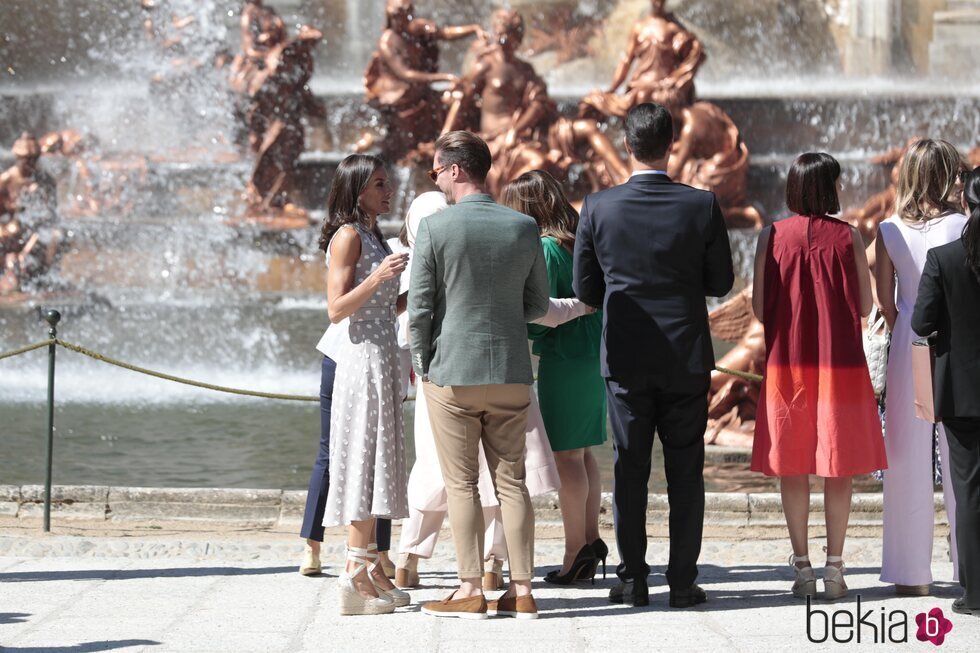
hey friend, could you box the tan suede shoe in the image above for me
[487,594,538,620]
[421,593,488,620]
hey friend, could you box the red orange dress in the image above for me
[751,215,887,477]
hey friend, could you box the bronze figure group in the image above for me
[228,1,324,224]
[0,133,64,297]
[360,0,762,227]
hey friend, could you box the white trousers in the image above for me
[881,400,959,585]
[397,505,507,561]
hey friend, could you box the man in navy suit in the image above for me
[573,102,734,607]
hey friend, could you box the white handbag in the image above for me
[864,306,889,397]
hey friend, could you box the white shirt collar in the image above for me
[630,169,669,178]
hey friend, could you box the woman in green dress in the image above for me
[501,170,609,584]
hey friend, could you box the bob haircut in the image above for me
[785,152,841,216]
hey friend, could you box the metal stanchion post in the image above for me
[43,309,61,533]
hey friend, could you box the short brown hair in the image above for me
[434,130,492,183]
[785,152,841,216]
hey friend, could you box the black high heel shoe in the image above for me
[543,545,597,585]
[590,538,609,580]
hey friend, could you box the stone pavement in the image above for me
[0,523,977,652]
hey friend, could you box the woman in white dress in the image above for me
[319,154,411,616]
[875,139,968,595]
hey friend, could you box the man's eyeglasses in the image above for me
[427,164,448,182]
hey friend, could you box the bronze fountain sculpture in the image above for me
[669,102,764,229]
[442,9,630,197]
[358,0,485,164]
[0,133,64,298]
[237,22,325,226]
[579,0,704,122]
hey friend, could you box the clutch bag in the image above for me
[911,335,940,423]
[863,306,889,397]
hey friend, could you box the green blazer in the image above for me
[408,193,550,385]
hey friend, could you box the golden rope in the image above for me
[714,366,763,383]
[0,339,763,401]
[53,339,319,402]
[0,339,55,361]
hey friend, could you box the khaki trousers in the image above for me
[424,382,535,581]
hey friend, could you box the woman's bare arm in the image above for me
[751,226,771,322]
[326,227,408,323]
[851,226,873,317]
[874,234,898,330]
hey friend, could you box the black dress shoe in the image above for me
[669,584,707,608]
[609,577,649,606]
[952,598,980,617]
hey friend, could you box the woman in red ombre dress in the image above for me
[750,153,886,601]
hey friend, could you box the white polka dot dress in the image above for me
[323,223,408,526]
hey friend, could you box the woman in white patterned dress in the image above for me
[320,154,411,615]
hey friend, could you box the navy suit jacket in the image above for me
[911,238,980,417]
[573,173,735,382]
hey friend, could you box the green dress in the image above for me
[528,237,607,452]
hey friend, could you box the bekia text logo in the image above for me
[915,608,953,646]
[806,596,954,645]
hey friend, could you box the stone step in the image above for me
[0,484,948,536]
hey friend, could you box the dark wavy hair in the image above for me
[500,169,578,251]
[318,154,386,252]
[962,166,980,283]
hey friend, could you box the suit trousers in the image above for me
[424,382,534,580]
[300,356,390,548]
[606,373,709,589]
[943,417,980,609]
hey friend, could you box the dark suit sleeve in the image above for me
[703,194,735,297]
[572,195,605,307]
[912,248,944,337]
[523,233,550,322]
[408,218,436,375]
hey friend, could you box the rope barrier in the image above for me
[0,339,763,398]
[0,339,55,361]
[714,366,763,383]
[53,339,319,402]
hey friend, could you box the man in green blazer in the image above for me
[410,130,550,620]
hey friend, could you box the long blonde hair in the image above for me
[894,139,966,224]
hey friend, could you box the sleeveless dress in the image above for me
[878,213,965,586]
[323,223,408,527]
[527,237,607,451]
[751,215,886,477]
